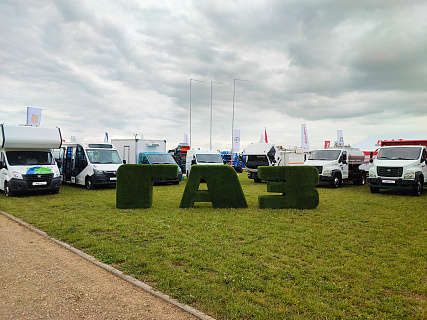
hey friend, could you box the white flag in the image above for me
[337,130,344,146]
[104,132,109,143]
[27,106,42,127]
[233,129,241,153]
[301,124,309,152]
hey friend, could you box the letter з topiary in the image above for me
[180,165,248,208]
[258,166,319,209]
[116,164,178,209]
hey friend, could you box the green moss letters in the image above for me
[180,165,248,208]
[258,166,319,209]
[116,164,178,209]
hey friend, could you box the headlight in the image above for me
[369,169,376,178]
[323,170,332,176]
[54,170,60,178]
[93,169,105,175]
[12,171,23,179]
[404,172,416,179]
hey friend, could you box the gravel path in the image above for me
[0,212,213,320]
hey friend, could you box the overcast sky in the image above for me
[1,0,426,151]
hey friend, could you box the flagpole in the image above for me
[231,79,250,156]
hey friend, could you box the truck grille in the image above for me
[105,171,117,178]
[314,166,323,174]
[377,167,403,177]
[25,174,52,189]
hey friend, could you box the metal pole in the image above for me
[189,78,204,149]
[210,81,225,150]
[231,79,250,156]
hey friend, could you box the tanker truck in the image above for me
[304,147,366,188]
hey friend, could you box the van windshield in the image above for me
[308,150,341,160]
[377,147,421,160]
[6,151,55,166]
[147,153,177,164]
[86,149,122,164]
[242,155,269,169]
[196,154,223,163]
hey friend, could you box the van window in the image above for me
[6,151,55,166]
[196,154,223,163]
[86,149,122,164]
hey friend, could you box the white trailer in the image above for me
[111,139,166,164]
[304,147,366,188]
[56,142,122,189]
[0,124,62,196]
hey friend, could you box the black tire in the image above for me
[355,173,366,185]
[4,182,15,197]
[330,174,341,188]
[254,178,262,183]
[85,177,95,190]
[51,188,60,194]
[412,178,423,196]
[370,187,380,194]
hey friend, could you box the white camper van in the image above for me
[0,124,62,196]
[185,149,224,176]
[56,142,122,189]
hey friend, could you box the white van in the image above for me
[185,149,224,176]
[0,124,62,196]
[56,142,122,189]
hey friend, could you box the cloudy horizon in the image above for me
[1,0,426,151]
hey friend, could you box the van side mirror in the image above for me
[369,159,373,164]
[123,160,127,164]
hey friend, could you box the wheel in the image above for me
[370,187,379,194]
[51,188,60,194]
[4,182,15,197]
[85,177,95,190]
[330,174,341,188]
[254,178,262,183]
[355,173,366,185]
[412,178,423,196]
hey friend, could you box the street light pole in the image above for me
[210,81,225,150]
[189,78,204,148]
[231,78,250,155]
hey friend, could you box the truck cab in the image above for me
[241,143,277,182]
[368,145,427,196]
[139,152,182,184]
[305,147,366,188]
[185,150,224,177]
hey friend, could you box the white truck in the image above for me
[112,138,166,164]
[368,140,427,196]
[56,142,122,190]
[185,149,224,176]
[241,143,305,182]
[304,147,366,188]
[0,124,62,196]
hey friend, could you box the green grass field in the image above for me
[1,174,426,319]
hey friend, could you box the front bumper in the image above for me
[92,171,117,186]
[8,175,61,194]
[368,177,417,190]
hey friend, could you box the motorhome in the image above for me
[305,147,366,188]
[185,149,224,176]
[56,142,122,189]
[0,124,62,196]
[139,152,182,184]
[241,143,305,182]
[112,138,166,164]
[368,140,427,196]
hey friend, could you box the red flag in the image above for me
[324,141,330,148]
[264,127,268,143]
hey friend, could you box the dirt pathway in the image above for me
[0,212,214,320]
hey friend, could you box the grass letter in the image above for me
[116,164,178,209]
[258,166,319,209]
[180,165,248,208]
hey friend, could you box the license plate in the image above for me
[110,177,117,181]
[33,181,47,186]
[382,180,395,184]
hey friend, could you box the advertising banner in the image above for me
[26,106,42,127]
